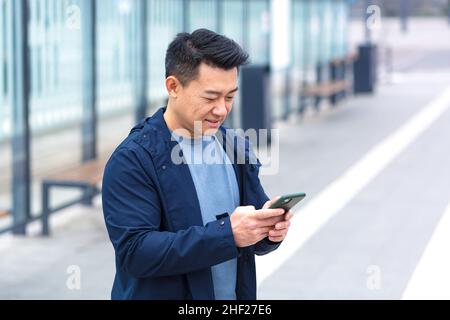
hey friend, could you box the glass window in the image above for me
[247,0,270,65]
[338,0,349,57]
[291,0,304,70]
[189,0,217,32]
[321,0,334,63]
[221,0,244,46]
[96,0,136,117]
[331,0,340,59]
[28,0,83,134]
[221,0,245,127]
[27,0,84,215]
[304,0,320,82]
[96,0,140,160]
[148,0,183,106]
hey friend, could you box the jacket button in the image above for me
[220,220,225,226]
[162,165,166,170]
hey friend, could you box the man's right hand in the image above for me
[229,206,286,248]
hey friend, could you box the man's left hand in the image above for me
[267,210,292,242]
[262,197,294,242]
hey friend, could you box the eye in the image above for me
[204,97,215,102]
[225,96,234,101]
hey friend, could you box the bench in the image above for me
[303,80,348,98]
[296,53,357,115]
[303,53,357,109]
[303,79,349,109]
[0,209,10,219]
[41,158,107,236]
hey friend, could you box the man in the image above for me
[102,29,292,300]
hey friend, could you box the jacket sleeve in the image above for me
[102,147,238,279]
[253,171,282,256]
[243,140,282,256]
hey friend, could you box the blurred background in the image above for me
[1,0,450,299]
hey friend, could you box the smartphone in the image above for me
[269,192,306,212]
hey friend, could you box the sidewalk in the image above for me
[258,72,450,299]
[2,17,450,300]
[1,69,450,299]
[0,197,113,299]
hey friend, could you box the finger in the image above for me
[253,208,285,219]
[263,196,281,209]
[269,229,287,238]
[262,199,272,209]
[257,215,285,227]
[285,211,294,221]
[274,220,290,230]
[275,221,290,230]
[259,233,272,243]
[257,232,270,243]
[256,226,271,235]
[235,205,255,214]
[268,235,284,242]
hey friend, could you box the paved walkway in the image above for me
[1,18,450,300]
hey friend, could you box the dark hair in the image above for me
[165,28,249,86]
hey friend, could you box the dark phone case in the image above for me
[269,193,306,212]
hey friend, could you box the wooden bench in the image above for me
[0,209,10,219]
[295,53,358,116]
[41,158,107,236]
[303,79,348,99]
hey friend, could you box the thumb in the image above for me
[263,196,281,209]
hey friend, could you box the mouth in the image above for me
[204,119,221,128]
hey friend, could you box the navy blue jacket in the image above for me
[102,107,281,300]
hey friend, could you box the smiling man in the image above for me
[102,29,292,300]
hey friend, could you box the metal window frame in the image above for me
[8,0,31,235]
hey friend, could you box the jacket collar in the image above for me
[132,107,247,162]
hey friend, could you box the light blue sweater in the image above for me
[172,132,240,300]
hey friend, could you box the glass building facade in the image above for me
[0,0,350,233]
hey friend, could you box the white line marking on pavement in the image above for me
[402,200,450,300]
[256,85,450,286]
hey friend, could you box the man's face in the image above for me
[172,63,238,136]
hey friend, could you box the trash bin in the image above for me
[353,44,377,93]
[240,64,272,145]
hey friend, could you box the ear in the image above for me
[165,76,181,98]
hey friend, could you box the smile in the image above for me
[205,119,221,128]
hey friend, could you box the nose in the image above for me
[212,98,228,118]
